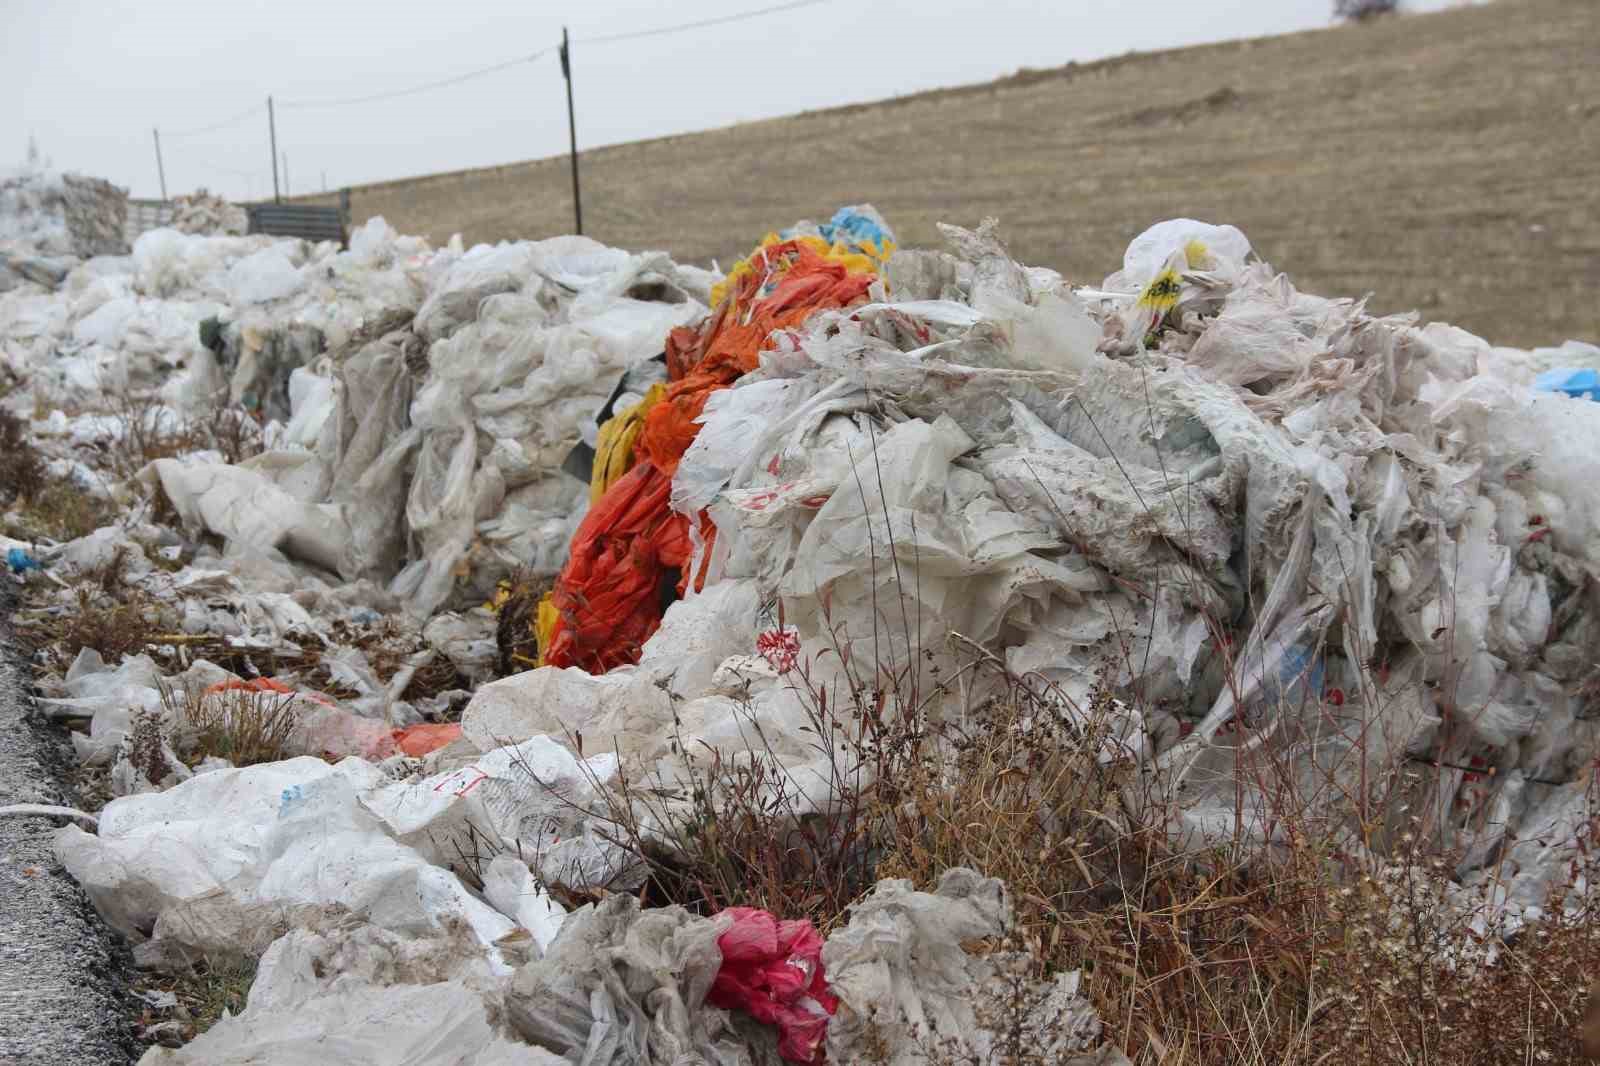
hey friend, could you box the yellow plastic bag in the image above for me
[533,591,560,667]
[589,382,667,504]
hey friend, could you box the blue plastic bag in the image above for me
[5,547,40,574]
[1533,367,1600,401]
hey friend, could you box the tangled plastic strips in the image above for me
[756,627,801,674]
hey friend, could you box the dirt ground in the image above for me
[305,0,1597,349]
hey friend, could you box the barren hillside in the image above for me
[305,0,1597,348]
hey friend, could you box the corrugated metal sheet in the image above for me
[246,204,348,248]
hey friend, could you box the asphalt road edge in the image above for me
[0,570,138,1065]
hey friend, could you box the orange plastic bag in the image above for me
[204,677,296,697]
[544,461,694,671]
[546,236,878,674]
[640,240,876,476]
[390,722,464,757]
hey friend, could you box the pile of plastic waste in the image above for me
[477,213,1600,921]
[166,189,248,237]
[0,166,128,293]
[4,174,1599,1063]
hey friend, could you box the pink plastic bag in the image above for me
[708,907,838,1063]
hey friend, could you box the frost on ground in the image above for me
[3,169,1600,1064]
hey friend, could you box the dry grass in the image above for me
[39,583,167,661]
[492,568,551,677]
[161,682,302,768]
[1,453,116,544]
[301,0,1598,349]
[14,484,117,543]
[104,389,264,482]
[134,958,258,1051]
[0,407,46,506]
[559,639,1600,1064]
[12,543,172,663]
[318,615,472,705]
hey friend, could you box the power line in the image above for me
[159,1,825,127]
[278,47,555,109]
[163,103,266,138]
[579,0,827,46]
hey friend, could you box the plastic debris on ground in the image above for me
[3,173,1596,1064]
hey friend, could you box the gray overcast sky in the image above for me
[6,0,1470,203]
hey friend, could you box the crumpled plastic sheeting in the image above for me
[139,458,350,575]
[645,215,1600,922]
[459,578,845,811]
[53,755,519,963]
[363,734,632,894]
[133,230,704,619]
[134,868,1118,1066]
[138,921,544,1066]
[6,204,709,629]
[361,240,703,616]
[506,893,783,1066]
[459,214,1600,879]
[823,869,1127,1066]
[778,413,1086,660]
[144,324,426,589]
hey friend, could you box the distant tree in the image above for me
[1335,0,1399,19]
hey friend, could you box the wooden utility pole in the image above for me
[151,128,168,200]
[559,27,583,235]
[268,96,281,203]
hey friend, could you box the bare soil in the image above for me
[305,0,1598,348]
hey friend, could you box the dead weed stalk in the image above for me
[161,681,302,768]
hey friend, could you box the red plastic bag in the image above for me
[708,907,837,1064]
